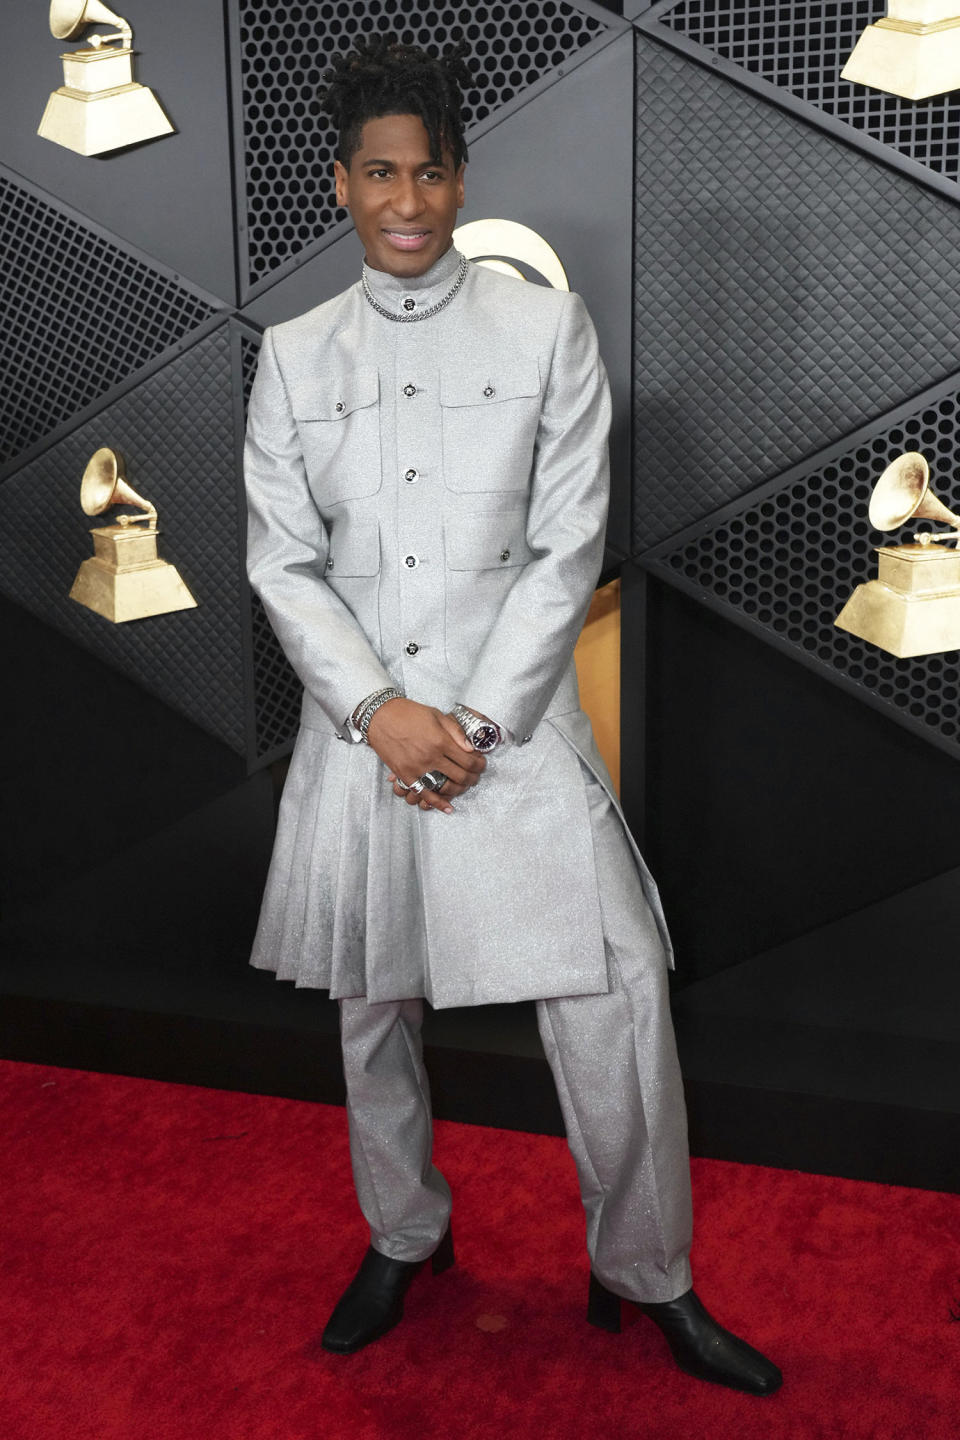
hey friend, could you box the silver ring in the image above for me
[395,777,413,792]
[409,779,426,795]
[420,770,449,792]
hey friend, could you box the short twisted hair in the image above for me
[320,35,471,169]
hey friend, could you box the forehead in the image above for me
[352,112,451,165]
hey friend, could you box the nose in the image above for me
[392,174,425,220]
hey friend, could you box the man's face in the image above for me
[334,113,465,279]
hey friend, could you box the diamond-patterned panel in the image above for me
[651,0,960,189]
[240,332,304,760]
[0,170,218,468]
[238,0,608,288]
[649,376,960,756]
[632,36,960,552]
[0,325,246,753]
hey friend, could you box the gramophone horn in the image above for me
[80,447,156,522]
[49,0,130,41]
[867,451,960,532]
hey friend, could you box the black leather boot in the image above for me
[587,1274,782,1396]
[321,1227,455,1354]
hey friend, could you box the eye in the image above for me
[421,170,444,183]
[366,168,391,180]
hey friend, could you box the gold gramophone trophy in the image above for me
[835,452,960,657]
[38,0,173,156]
[69,447,196,622]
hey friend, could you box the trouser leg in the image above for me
[536,777,693,1304]
[339,995,451,1263]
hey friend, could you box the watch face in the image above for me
[472,723,498,752]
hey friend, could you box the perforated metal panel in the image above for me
[632,36,960,552]
[0,171,218,469]
[0,325,247,753]
[648,374,960,756]
[239,332,304,760]
[237,0,608,289]
[649,0,960,190]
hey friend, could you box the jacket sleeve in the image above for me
[459,291,611,739]
[244,327,395,731]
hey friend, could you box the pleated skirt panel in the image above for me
[249,727,428,1001]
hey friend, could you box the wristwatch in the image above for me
[452,704,502,753]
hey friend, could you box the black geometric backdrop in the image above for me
[646,371,960,758]
[0,168,219,470]
[651,0,960,193]
[235,0,611,292]
[0,324,247,752]
[6,0,960,777]
[631,36,960,551]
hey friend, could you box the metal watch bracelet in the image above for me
[452,703,502,753]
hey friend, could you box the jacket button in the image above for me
[402,383,417,397]
[483,385,495,398]
[404,469,418,482]
[402,297,416,312]
[326,558,334,570]
[523,734,533,744]
[404,554,419,569]
[405,642,420,656]
[335,401,344,413]
[499,549,510,562]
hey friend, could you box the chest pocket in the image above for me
[439,363,541,493]
[443,511,532,674]
[293,368,381,509]
[324,518,382,652]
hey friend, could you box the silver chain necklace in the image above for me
[361,254,469,323]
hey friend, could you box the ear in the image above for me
[334,159,349,208]
[455,164,465,210]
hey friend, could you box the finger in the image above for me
[404,786,453,815]
[439,751,486,783]
[437,712,476,752]
[446,745,486,773]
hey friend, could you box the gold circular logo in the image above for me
[452,220,569,291]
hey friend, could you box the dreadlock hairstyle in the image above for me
[320,35,472,170]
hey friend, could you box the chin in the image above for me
[371,239,448,278]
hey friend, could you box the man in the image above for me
[244,37,781,1396]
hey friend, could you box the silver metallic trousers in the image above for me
[338,774,694,1304]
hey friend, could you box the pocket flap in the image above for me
[326,519,381,577]
[440,363,541,409]
[295,368,379,422]
[445,512,532,571]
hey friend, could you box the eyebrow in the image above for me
[361,157,448,169]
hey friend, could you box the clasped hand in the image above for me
[365,697,485,814]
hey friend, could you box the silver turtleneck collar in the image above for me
[361,246,468,323]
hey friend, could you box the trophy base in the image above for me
[38,83,173,156]
[835,580,960,657]
[841,21,960,101]
[70,555,197,623]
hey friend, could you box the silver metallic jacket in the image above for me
[244,249,673,1006]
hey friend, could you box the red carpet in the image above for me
[1,1057,957,1440]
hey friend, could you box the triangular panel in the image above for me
[632,36,960,551]
[643,0,960,199]
[646,372,960,760]
[0,170,220,470]
[0,324,247,753]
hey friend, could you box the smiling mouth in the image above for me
[382,229,431,249]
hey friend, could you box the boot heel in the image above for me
[431,1225,455,1275]
[587,1273,622,1333]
